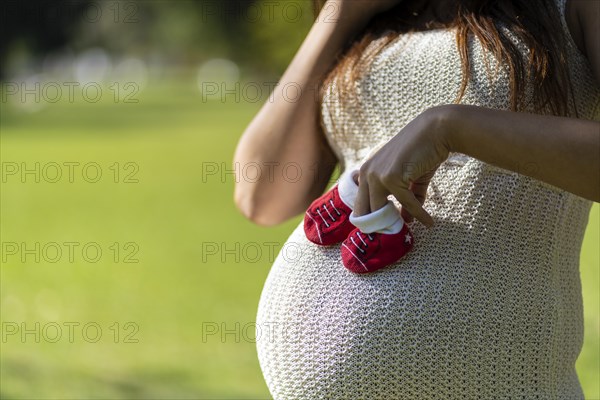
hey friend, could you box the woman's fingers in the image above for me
[355,163,434,226]
[399,181,428,223]
[393,186,434,227]
[354,169,391,217]
[368,183,389,215]
[400,169,435,222]
[400,207,413,223]
[355,173,434,227]
[353,179,371,217]
[378,163,434,226]
[400,181,417,223]
[412,172,434,201]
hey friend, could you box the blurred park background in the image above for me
[0,0,598,398]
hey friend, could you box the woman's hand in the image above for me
[354,106,453,228]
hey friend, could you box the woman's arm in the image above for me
[447,106,600,200]
[233,0,401,226]
[354,105,600,228]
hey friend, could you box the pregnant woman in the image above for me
[234,0,600,397]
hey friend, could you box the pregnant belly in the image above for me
[255,219,581,399]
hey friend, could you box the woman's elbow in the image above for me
[233,186,289,226]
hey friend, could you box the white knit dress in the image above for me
[255,0,600,397]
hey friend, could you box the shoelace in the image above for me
[349,231,374,254]
[316,199,342,228]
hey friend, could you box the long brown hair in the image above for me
[313,0,574,116]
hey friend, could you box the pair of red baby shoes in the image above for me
[303,171,413,274]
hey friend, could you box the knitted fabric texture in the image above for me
[256,0,600,397]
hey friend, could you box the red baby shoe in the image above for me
[341,224,414,273]
[304,185,355,246]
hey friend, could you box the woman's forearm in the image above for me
[233,2,377,224]
[236,4,366,163]
[444,104,600,201]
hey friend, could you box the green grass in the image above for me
[1,80,598,399]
